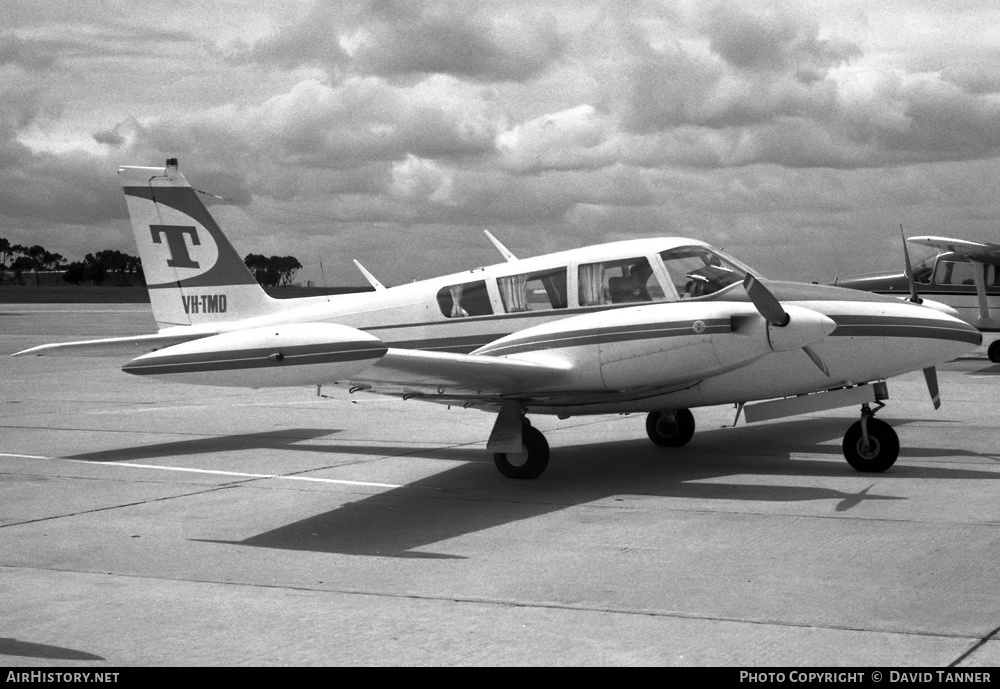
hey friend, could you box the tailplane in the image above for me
[119,159,279,328]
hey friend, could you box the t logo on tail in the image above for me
[150,225,201,269]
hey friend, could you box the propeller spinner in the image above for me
[743,273,831,376]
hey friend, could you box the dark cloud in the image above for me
[941,62,1000,95]
[701,5,859,76]
[0,31,54,69]
[234,0,566,83]
[0,152,124,226]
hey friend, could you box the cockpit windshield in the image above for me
[659,246,747,299]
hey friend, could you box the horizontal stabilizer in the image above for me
[122,323,387,388]
[13,331,217,357]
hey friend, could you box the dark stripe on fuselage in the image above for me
[474,319,733,357]
[829,315,982,344]
[123,341,388,376]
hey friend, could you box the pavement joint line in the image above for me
[0,562,990,647]
[0,484,238,528]
[948,623,1000,667]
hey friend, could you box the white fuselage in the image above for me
[155,238,981,416]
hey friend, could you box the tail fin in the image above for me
[119,159,279,328]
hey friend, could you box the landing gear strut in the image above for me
[646,408,695,447]
[842,403,899,472]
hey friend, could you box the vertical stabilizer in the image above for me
[119,159,279,328]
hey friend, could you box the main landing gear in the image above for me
[645,409,695,447]
[493,420,549,479]
[988,340,1000,364]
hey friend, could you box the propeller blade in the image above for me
[743,274,789,326]
[901,224,922,304]
[802,345,830,377]
[923,366,941,410]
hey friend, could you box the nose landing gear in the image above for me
[842,402,899,472]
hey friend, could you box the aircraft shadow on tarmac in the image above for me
[0,637,104,662]
[168,416,1000,559]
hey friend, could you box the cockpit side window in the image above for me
[659,246,746,299]
[578,257,664,306]
[498,267,568,312]
[913,259,933,285]
[436,280,493,318]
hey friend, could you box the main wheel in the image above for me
[494,423,549,479]
[842,418,899,472]
[988,340,1000,363]
[646,409,695,447]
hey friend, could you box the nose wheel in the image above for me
[843,403,899,472]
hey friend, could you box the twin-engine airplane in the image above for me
[836,235,1000,362]
[15,160,982,478]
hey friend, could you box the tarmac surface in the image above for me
[2,303,999,667]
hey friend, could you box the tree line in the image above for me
[0,237,301,288]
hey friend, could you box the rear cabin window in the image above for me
[578,257,664,306]
[498,268,568,312]
[436,280,493,318]
[934,261,976,286]
[659,246,745,299]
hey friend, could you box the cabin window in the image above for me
[934,261,976,286]
[498,268,568,312]
[436,280,493,318]
[577,257,664,306]
[913,259,933,284]
[659,246,746,299]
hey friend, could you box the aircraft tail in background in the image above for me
[119,159,280,328]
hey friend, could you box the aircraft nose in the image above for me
[917,302,982,349]
[916,298,962,320]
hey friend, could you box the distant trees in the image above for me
[0,240,68,285]
[244,254,302,287]
[0,237,141,287]
[1,236,303,289]
[62,251,144,286]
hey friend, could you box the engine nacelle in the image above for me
[475,301,781,391]
[122,323,387,388]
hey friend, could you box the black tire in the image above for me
[646,409,696,447]
[494,423,549,479]
[988,340,1000,363]
[842,418,899,472]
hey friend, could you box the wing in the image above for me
[909,236,1000,263]
[13,331,218,357]
[354,348,573,395]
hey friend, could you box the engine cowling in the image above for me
[475,301,787,391]
[122,323,387,388]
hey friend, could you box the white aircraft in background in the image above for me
[836,235,1000,362]
[15,160,981,478]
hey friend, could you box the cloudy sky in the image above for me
[4,0,1000,287]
